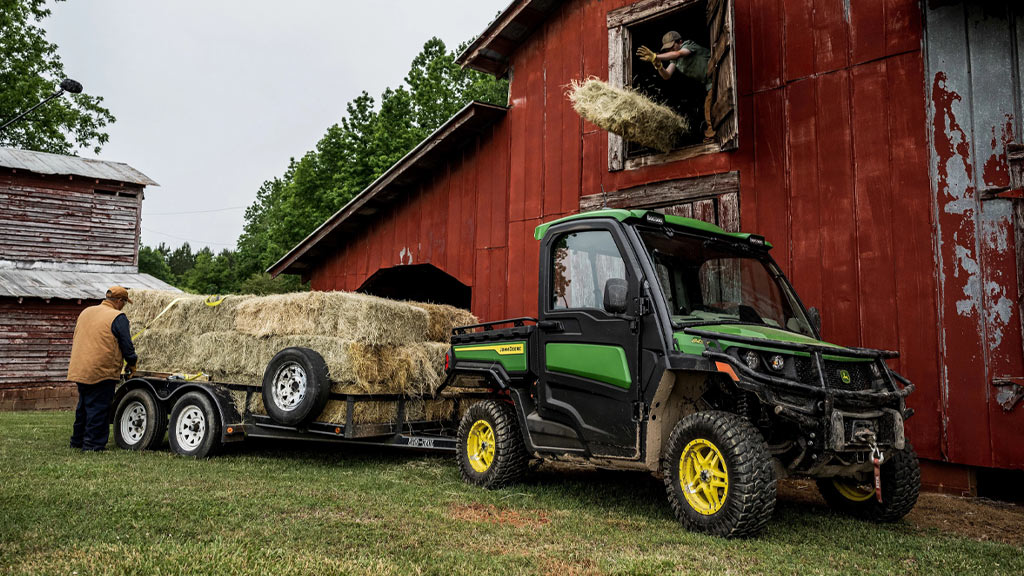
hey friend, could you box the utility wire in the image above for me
[146,206,247,216]
[142,227,237,248]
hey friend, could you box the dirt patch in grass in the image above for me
[540,556,602,576]
[779,479,1024,547]
[449,503,550,529]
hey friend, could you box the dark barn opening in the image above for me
[358,264,472,309]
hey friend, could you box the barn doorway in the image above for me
[357,264,471,309]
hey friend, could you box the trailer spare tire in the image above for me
[261,347,331,426]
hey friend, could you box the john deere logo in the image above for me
[839,369,851,384]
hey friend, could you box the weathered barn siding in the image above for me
[307,0,1023,474]
[0,170,143,266]
[923,2,1024,469]
[0,298,90,410]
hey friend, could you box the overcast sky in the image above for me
[43,0,507,251]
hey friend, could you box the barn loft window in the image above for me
[607,0,738,171]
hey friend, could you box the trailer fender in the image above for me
[445,362,513,391]
[114,379,243,443]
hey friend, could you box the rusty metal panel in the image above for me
[0,147,157,186]
[925,0,1024,468]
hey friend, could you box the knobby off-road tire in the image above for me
[168,392,221,458]
[113,387,167,451]
[662,411,776,538]
[457,400,530,489]
[261,347,331,427]
[816,443,920,523]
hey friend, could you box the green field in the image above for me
[1,411,1020,575]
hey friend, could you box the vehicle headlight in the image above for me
[743,351,760,370]
[769,355,785,371]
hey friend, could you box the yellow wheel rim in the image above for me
[680,438,729,515]
[467,420,496,473]
[832,478,875,502]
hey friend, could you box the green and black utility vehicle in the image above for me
[446,209,919,538]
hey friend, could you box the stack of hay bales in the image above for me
[567,77,691,153]
[125,290,477,425]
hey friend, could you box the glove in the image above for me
[124,364,137,379]
[636,45,658,64]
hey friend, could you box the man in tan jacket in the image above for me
[67,286,139,451]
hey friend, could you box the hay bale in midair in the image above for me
[567,77,690,153]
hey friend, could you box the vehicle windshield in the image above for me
[638,228,816,337]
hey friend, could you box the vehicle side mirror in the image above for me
[603,278,629,315]
[807,306,822,334]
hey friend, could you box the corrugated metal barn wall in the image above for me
[310,0,1024,470]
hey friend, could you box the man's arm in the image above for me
[111,315,138,369]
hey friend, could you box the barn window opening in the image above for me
[627,1,712,155]
[607,0,738,171]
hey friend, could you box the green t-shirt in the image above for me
[672,40,711,90]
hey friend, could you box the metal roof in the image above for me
[0,147,158,187]
[268,101,508,277]
[0,267,179,300]
[455,0,563,77]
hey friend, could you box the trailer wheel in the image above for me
[457,400,529,489]
[662,411,776,538]
[168,392,220,458]
[816,443,920,523]
[113,388,166,451]
[261,347,331,426]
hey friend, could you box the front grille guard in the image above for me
[683,328,915,411]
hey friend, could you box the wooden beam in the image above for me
[579,171,739,211]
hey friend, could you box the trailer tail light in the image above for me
[445,350,451,372]
[226,427,234,434]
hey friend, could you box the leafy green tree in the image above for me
[138,245,173,283]
[166,243,195,278]
[234,36,510,292]
[0,0,115,154]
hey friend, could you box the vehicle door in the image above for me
[536,221,642,458]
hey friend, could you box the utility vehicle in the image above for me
[446,209,919,538]
[111,209,918,539]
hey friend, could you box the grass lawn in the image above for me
[1,410,1021,575]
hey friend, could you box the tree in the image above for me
[234,37,509,291]
[138,245,173,283]
[0,0,115,154]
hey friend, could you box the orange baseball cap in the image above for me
[106,285,132,303]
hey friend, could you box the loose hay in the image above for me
[408,302,478,342]
[567,77,690,153]
[234,291,429,346]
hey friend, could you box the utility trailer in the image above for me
[111,361,490,459]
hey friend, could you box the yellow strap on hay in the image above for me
[131,297,187,342]
[204,295,227,307]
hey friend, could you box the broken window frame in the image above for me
[606,0,739,171]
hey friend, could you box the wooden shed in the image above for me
[0,147,177,410]
[271,0,1024,492]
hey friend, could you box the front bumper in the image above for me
[684,327,914,454]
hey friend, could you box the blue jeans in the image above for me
[70,380,116,451]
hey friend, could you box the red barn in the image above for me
[0,147,176,410]
[271,0,1024,493]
